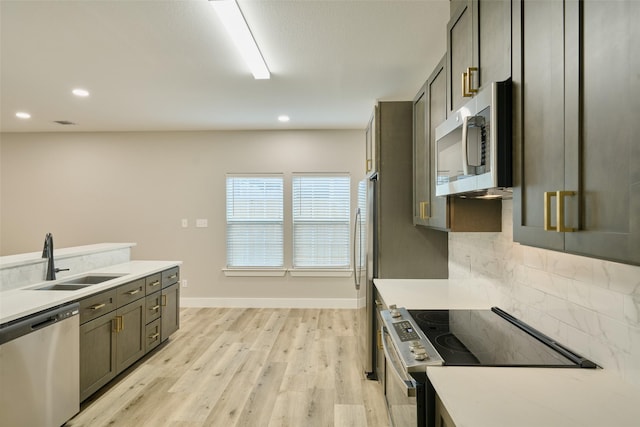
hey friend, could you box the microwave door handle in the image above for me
[461,115,470,176]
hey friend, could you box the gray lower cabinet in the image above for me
[161,283,179,341]
[79,267,180,402]
[413,55,502,232]
[512,0,640,265]
[79,312,117,402]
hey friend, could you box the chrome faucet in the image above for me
[42,233,69,280]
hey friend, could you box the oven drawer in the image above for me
[382,326,420,427]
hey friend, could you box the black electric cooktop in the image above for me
[408,308,598,368]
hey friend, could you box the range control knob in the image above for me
[414,348,428,361]
[389,304,401,318]
[409,341,423,352]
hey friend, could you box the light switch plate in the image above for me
[181,219,188,228]
[196,219,208,228]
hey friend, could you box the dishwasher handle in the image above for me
[0,302,79,345]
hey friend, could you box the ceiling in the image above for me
[0,0,449,132]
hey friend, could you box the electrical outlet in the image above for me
[181,219,188,228]
[196,219,208,228]
[182,279,188,288]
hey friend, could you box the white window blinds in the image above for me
[292,174,351,268]
[226,175,284,268]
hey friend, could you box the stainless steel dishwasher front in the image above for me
[0,302,80,427]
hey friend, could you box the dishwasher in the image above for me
[0,302,80,427]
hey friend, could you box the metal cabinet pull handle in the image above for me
[420,201,430,220]
[168,274,178,280]
[544,191,577,232]
[113,316,124,333]
[89,303,106,310]
[127,289,140,295]
[366,159,372,172]
[149,332,160,340]
[150,281,160,287]
[467,67,478,94]
[161,295,167,307]
[150,305,160,311]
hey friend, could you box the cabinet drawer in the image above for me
[145,291,161,324]
[79,289,117,324]
[161,267,179,288]
[145,274,161,294]
[145,319,162,353]
[116,279,145,307]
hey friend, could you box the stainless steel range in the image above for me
[380,305,598,427]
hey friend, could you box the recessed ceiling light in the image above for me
[278,115,290,122]
[72,88,90,97]
[16,112,31,119]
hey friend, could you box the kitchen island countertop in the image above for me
[0,260,181,324]
[374,278,640,427]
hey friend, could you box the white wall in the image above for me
[0,130,365,306]
[449,199,640,388]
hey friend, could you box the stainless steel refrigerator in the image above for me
[353,101,449,378]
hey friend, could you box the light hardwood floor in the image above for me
[67,307,389,427]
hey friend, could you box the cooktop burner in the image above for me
[409,310,450,326]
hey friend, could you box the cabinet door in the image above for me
[80,314,117,402]
[447,0,477,113]
[161,283,180,341]
[427,57,449,230]
[512,0,565,250]
[413,81,429,226]
[563,0,640,264]
[478,0,511,85]
[115,299,145,374]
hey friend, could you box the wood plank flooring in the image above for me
[67,308,389,427]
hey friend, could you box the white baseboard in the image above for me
[180,297,357,309]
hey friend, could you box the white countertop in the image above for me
[0,260,180,324]
[428,366,640,427]
[0,243,136,269]
[374,278,640,427]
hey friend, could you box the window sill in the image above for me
[223,268,287,277]
[221,268,353,278]
[288,268,352,278]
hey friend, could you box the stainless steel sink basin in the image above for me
[35,283,92,291]
[33,274,123,290]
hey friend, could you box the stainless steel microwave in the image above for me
[435,79,512,198]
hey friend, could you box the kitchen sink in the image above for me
[33,274,124,291]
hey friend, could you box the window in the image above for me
[292,174,351,268]
[226,175,283,268]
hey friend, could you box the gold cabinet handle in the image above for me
[113,316,124,333]
[168,274,178,280]
[467,67,478,94]
[544,191,577,232]
[149,280,160,287]
[150,304,160,311]
[149,332,160,340]
[161,295,167,307]
[462,67,478,97]
[377,329,383,350]
[366,159,372,172]
[89,303,106,311]
[127,289,141,295]
[420,201,430,220]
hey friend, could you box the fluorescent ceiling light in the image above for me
[278,115,290,122]
[210,0,270,80]
[16,112,31,119]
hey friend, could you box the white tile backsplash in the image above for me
[449,199,640,389]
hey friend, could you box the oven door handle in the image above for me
[381,326,417,397]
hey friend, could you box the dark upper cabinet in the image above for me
[413,55,502,232]
[512,0,640,265]
[447,0,511,113]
